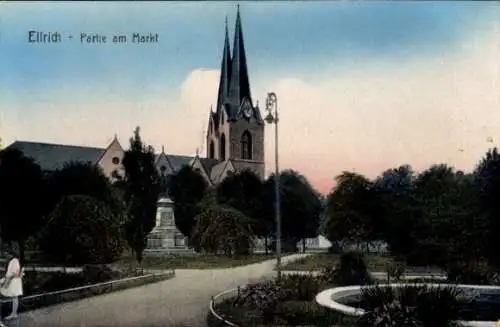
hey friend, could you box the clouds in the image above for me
[1,24,498,195]
[1,3,499,195]
[263,27,499,193]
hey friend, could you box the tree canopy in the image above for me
[38,195,124,264]
[168,165,208,238]
[323,148,500,270]
[265,170,322,252]
[190,205,254,256]
[0,148,46,262]
[121,127,161,262]
[216,170,271,238]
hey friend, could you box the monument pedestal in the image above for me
[146,197,191,253]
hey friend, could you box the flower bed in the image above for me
[209,251,498,327]
[21,264,133,296]
[211,275,358,326]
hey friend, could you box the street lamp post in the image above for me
[265,92,281,280]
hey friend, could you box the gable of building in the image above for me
[210,160,236,184]
[96,137,125,181]
[155,152,175,176]
[190,156,214,186]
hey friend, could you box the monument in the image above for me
[146,197,192,253]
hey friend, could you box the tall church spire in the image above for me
[215,16,232,119]
[228,5,252,113]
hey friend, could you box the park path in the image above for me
[14,254,310,327]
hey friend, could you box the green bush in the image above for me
[325,251,373,286]
[277,274,322,301]
[22,271,85,295]
[39,195,125,265]
[358,284,463,327]
[280,301,349,326]
[386,261,406,281]
[446,260,499,285]
[82,264,121,284]
[232,280,292,324]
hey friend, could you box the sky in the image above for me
[1,2,499,194]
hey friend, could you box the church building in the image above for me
[2,8,267,253]
[3,7,265,187]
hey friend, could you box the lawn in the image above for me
[281,252,396,272]
[281,252,444,274]
[115,253,276,269]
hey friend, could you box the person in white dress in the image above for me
[0,245,23,321]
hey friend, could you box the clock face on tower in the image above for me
[242,101,252,118]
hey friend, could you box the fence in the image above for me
[0,270,175,313]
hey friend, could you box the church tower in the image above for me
[206,7,265,179]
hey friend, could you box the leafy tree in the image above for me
[47,161,123,218]
[121,127,161,263]
[190,205,254,256]
[216,170,272,251]
[0,148,46,263]
[374,164,484,267]
[265,170,322,253]
[168,165,208,238]
[38,195,124,264]
[474,147,500,267]
[326,171,378,249]
[373,165,421,259]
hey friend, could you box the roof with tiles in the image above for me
[5,141,105,171]
[6,141,224,180]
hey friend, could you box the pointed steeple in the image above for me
[215,16,232,120]
[228,5,252,114]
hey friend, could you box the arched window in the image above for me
[220,133,226,161]
[209,141,215,159]
[241,130,252,160]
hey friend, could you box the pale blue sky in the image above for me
[1,2,499,193]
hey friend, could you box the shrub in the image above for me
[320,266,337,284]
[325,251,373,286]
[386,261,406,281]
[190,205,254,256]
[277,273,322,301]
[82,264,121,284]
[22,271,85,295]
[280,301,349,326]
[446,260,499,285]
[232,280,292,323]
[358,284,463,327]
[39,195,125,265]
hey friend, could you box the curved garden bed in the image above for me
[208,251,500,327]
[207,274,358,327]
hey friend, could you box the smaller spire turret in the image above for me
[215,15,232,123]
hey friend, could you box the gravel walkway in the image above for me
[12,254,309,327]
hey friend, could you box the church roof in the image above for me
[5,140,215,176]
[199,157,220,172]
[5,141,105,171]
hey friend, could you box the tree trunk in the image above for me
[264,237,268,255]
[302,238,306,253]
